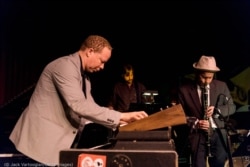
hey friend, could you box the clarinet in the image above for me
[202,85,213,157]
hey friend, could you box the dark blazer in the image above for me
[178,79,236,152]
[109,81,146,112]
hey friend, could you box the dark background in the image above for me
[1,1,250,165]
[1,0,250,107]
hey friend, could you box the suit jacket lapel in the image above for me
[209,81,217,106]
[189,84,203,116]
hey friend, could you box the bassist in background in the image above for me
[177,55,236,167]
[108,63,146,112]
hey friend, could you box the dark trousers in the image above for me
[192,129,228,167]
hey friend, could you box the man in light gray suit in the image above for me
[9,35,148,166]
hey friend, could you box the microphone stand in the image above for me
[224,118,234,167]
[214,110,234,167]
[214,93,234,167]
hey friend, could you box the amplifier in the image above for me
[59,149,178,167]
[113,140,175,150]
[113,130,175,151]
[116,130,171,141]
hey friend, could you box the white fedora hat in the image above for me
[193,55,220,72]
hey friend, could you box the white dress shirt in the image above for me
[198,84,217,128]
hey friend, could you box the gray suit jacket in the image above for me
[9,52,121,166]
[178,79,236,152]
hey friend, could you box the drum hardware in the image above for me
[229,129,250,154]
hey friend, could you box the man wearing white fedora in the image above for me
[177,55,236,167]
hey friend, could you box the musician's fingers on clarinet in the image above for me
[198,120,210,129]
[206,106,215,117]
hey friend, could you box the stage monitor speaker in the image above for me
[59,149,178,167]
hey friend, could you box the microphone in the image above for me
[214,94,237,133]
[213,94,228,121]
[213,108,225,121]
